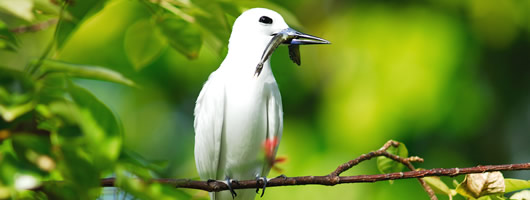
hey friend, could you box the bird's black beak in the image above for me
[278,28,330,45]
[254,28,330,77]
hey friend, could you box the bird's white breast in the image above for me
[215,60,277,179]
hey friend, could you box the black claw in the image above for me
[225,177,237,199]
[255,177,268,197]
[275,174,288,180]
[260,177,267,197]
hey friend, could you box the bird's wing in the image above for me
[194,71,225,181]
[262,83,283,176]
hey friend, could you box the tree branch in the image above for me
[36,140,530,199]
[93,163,530,191]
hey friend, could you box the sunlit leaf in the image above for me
[56,0,106,48]
[504,179,530,193]
[476,194,507,200]
[124,19,166,70]
[424,176,453,196]
[456,172,505,199]
[376,142,408,174]
[40,60,135,86]
[157,16,202,59]
[0,0,34,22]
[510,190,530,200]
[33,0,60,16]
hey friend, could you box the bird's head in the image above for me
[227,8,330,76]
[229,8,289,46]
[229,8,329,51]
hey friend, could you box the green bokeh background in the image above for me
[3,0,529,199]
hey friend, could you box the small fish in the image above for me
[254,28,330,77]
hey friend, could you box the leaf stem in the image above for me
[27,2,67,76]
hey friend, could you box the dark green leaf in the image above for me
[67,84,122,170]
[376,142,408,174]
[115,164,192,200]
[124,19,166,70]
[11,133,54,172]
[157,16,202,59]
[0,20,18,51]
[0,69,35,122]
[40,60,135,86]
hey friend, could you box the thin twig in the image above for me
[9,19,59,34]
[26,2,66,75]
[327,140,436,199]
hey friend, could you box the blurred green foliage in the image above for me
[0,0,529,199]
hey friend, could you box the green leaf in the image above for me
[40,60,135,86]
[476,194,506,200]
[115,164,192,200]
[0,0,34,22]
[33,0,62,16]
[510,190,530,200]
[124,19,166,70]
[67,84,122,170]
[0,20,18,51]
[376,142,408,174]
[56,0,106,49]
[505,179,530,193]
[11,134,53,166]
[157,16,202,59]
[120,149,169,176]
[424,176,454,196]
[190,0,230,42]
[0,69,35,122]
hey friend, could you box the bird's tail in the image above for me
[210,189,256,200]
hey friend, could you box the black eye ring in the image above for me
[259,16,273,24]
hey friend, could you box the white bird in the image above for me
[194,8,329,200]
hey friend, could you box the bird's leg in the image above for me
[224,177,238,199]
[255,175,268,197]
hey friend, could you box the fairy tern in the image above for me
[194,8,329,200]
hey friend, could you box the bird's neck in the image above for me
[221,39,272,76]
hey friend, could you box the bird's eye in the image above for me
[259,16,273,24]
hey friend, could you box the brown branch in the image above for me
[330,140,436,199]
[34,140,530,199]
[91,163,530,191]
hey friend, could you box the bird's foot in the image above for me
[224,177,238,199]
[255,176,268,197]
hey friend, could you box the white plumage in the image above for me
[194,7,329,200]
[194,8,285,200]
